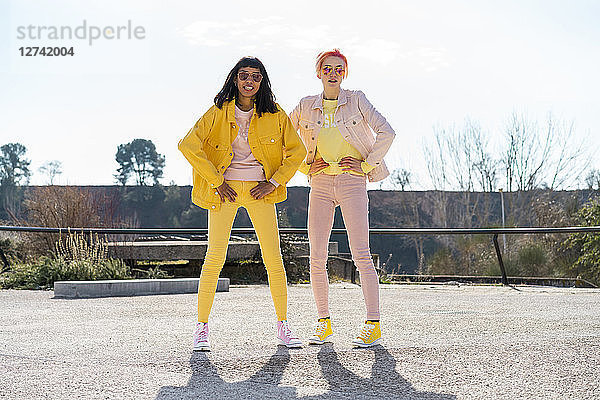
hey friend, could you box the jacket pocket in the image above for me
[299,119,317,131]
[258,134,283,150]
[343,113,363,130]
[204,136,227,163]
[343,113,372,151]
[258,134,283,174]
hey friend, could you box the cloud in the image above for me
[177,18,452,72]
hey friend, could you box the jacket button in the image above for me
[270,139,275,142]
[211,205,216,209]
[215,145,219,148]
[311,137,315,140]
[317,121,321,125]
[232,125,236,129]
[221,166,225,169]
[214,191,218,195]
[305,124,309,128]
[353,121,357,125]
[309,150,313,153]
[229,153,232,156]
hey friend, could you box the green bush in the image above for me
[516,243,549,276]
[563,199,600,286]
[1,256,131,290]
[0,237,27,264]
[426,247,456,275]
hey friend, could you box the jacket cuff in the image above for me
[298,161,311,175]
[208,174,224,188]
[361,161,376,174]
[269,177,280,187]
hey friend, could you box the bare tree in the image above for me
[389,168,411,191]
[502,112,590,192]
[423,119,498,229]
[471,123,498,192]
[585,169,600,190]
[425,119,498,192]
[38,160,63,185]
[546,116,589,190]
[503,113,549,191]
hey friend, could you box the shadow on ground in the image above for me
[156,345,455,399]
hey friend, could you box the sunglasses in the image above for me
[322,65,345,77]
[237,71,263,83]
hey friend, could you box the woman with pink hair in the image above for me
[290,49,395,347]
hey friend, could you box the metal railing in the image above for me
[2,225,600,286]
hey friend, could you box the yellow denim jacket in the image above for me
[178,100,306,211]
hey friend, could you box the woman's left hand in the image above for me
[250,181,276,200]
[339,156,363,173]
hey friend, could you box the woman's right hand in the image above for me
[308,158,330,175]
[215,181,237,202]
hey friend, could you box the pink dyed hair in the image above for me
[315,49,348,78]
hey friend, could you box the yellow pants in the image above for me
[197,180,288,322]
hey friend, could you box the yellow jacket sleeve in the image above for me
[177,108,224,188]
[298,160,311,175]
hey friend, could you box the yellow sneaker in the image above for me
[308,317,333,345]
[351,321,381,347]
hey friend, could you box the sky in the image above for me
[1,0,599,189]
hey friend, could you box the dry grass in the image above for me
[55,230,109,264]
[20,186,135,256]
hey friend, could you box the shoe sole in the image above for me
[352,338,381,348]
[193,345,211,352]
[308,334,333,345]
[277,339,303,348]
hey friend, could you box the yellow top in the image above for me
[306,99,374,176]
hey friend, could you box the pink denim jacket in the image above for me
[289,88,395,182]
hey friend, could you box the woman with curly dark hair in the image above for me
[179,57,306,351]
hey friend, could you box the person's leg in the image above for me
[337,174,380,321]
[243,183,288,321]
[243,182,301,347]
[307,174,337,319]
[197,188,239,323]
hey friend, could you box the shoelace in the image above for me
[195,325,208,342]
[357,324,374,341]
[314,321,328,335]
[279,322,296,339]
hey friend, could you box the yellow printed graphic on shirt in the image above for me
[315,99,367,176]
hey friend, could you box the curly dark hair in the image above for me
[214,57,278,116]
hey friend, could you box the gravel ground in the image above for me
[0,283,599,399]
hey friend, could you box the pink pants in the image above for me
[308,173,380,320]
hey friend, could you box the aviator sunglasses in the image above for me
[237,71,263,83]
[321,65,345,77]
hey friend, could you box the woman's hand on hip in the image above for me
[216,181,237,202]
[339,156,363,174]
[308,158,330,175]
[250,181,276,200]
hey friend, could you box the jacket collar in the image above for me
[226,100,236,123]
[311,88,349,110]
[225,99,256,123]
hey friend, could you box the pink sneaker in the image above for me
[193,322,210,351]
[277,320,302,348]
